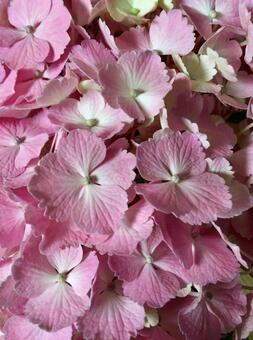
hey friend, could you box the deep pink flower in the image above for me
[156,213,240,285]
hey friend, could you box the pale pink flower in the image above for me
[12,236,98,331]
[80,258,145,340]
[136,131,232,225]
[0,118,49,178]
[182,0,240,39]
[29,129,136,234]
[99,50,172,122]
[70,39,116,83]
[49,90,131,140]
[109,227,182,308]
[0,0,71,70]
[116,10,195,56]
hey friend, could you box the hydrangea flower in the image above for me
[49,90,131,140]
[136,131,232,224]
[0,0,253,338]
[0,0,71,69]
[29,129,136,233]
[99,50,172,122]
[12,237,98,331]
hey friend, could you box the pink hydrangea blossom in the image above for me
[49,90,131,140]
[29,129,136,234]
[80,259,145,340]
[136,131,232,224]
[156,213,240,285]
[12,236,98,331]
[116,10,195,56]
[99,50,172,122]
[0,0,71,70]
[109,226,182,307]
[0,0,252,338]
[0,118,49,178]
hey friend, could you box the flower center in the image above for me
[57,272,68,283]
[170,174,180,183]
[15,136,26,144]
[209,10,217,20]
[83,176,92,185]
[130,88,143,98]
[130,89,138,97]
[145,255,153,264]
[85,118,98,128]
[25,25,35,34]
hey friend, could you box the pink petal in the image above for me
[0,26,26,47]
[149,10,195,55]
[123,264,180,308]
[224,71,253,99]
[178,173,232,224]
[92,145,136,189]
[230,143,253,177]
[81,290,145,340]
[0,187,26,248]
[136,131,206,181]
[25,281,89,331]
[136,182,194,216]
[47,246,83,273]
[12,237,57,298]
[6,36,50,70]
[205,281,247,332]
[22,77,78,109]
[26,205,88,255]
[67,251,99,297]
[8,0,51,28]
[179,300,221,340]
[116,27,152,52]
[34,0,71,61]
[96,200,154,255]
[0,70,17,105]
[70,39,116,81]
[3,316,72,340]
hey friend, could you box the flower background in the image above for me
[0,0,253,339]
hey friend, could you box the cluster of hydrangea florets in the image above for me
[1,0,253,339]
